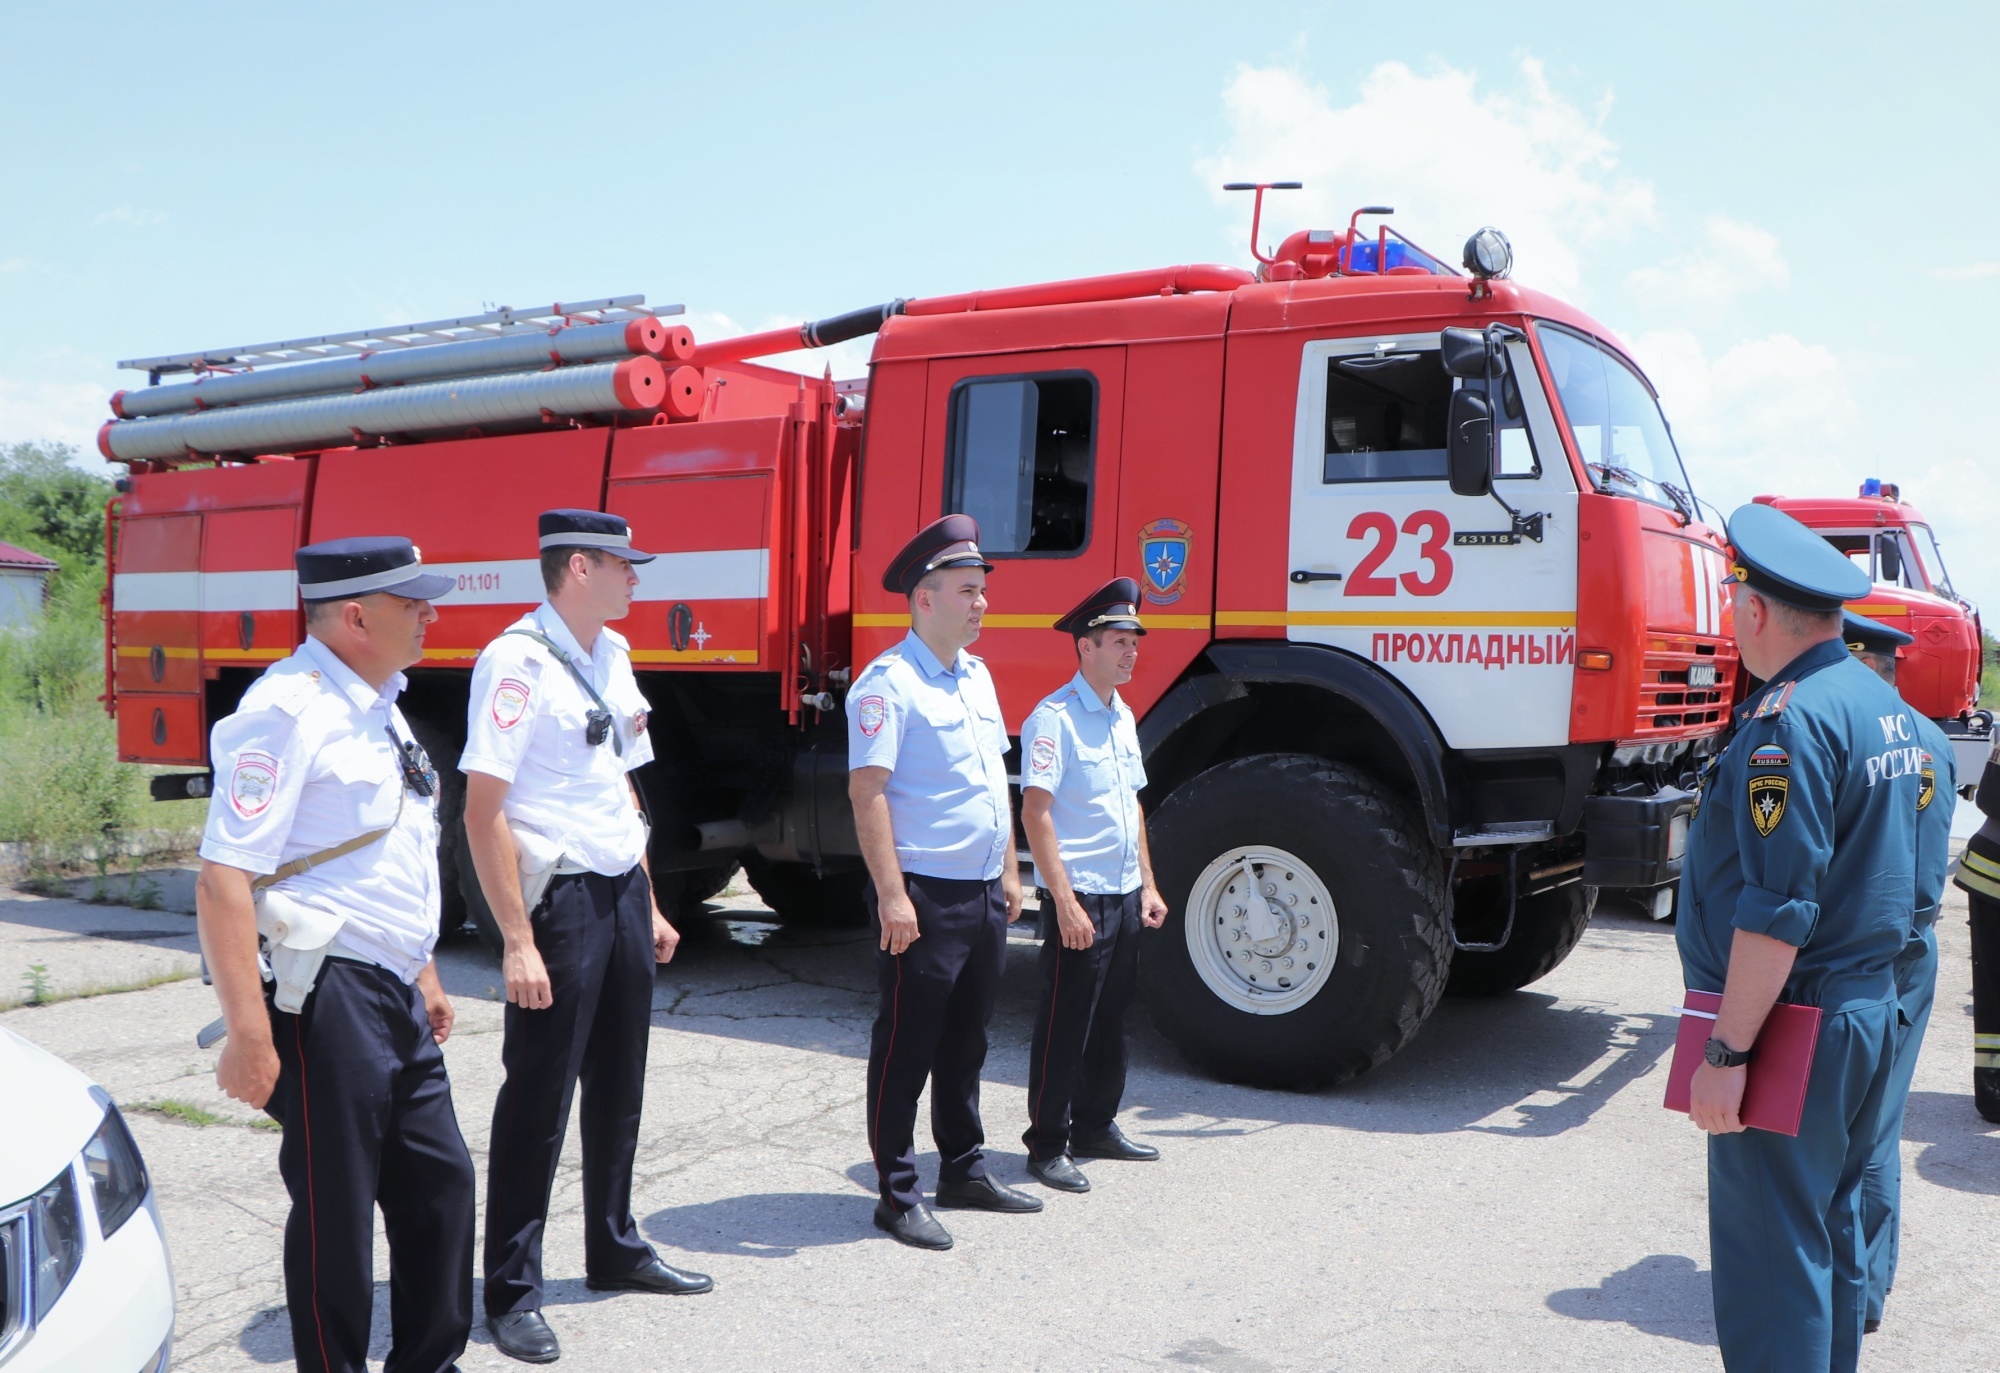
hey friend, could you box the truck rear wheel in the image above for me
[1141,754,1451,1089]
[740,855,869,928]
[1444,882,1598,997]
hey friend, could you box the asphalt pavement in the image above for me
[1,871,1994,1372]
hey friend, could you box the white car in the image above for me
[0,1027,173,1372]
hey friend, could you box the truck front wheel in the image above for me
[740,855,869,928]
[1141,754,1451,1089]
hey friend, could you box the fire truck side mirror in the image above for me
[1439,327,1495,379]
[1446,388,1495,498]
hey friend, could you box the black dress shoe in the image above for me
[933,1174,1044,1212]
[488,1309,561,1364]
[585,1256,714,1295]
[1976,1067,2000,1124]
[1864,1318,1882,1335]
[874,1199,953,1250]
[1071,1122,1159,1161]
[1027,1154,1090,1193]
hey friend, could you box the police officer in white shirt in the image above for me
[1018,579,1168,1194]
[195,536,475,1373]
[461,509,708,1365]
[849,513,1042,1252]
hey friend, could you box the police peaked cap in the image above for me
[883,513,993,594]
[296,536,453,602]
[1843,610,1913,656]
[1721,503,1869,612]
[538,508,656,564]
[1054,577,1147,638]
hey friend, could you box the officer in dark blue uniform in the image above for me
[1954,735,2000,1123]
[1843,610,1955,1333]
[1677,504,1919,1373]
[848,515,1041,1251]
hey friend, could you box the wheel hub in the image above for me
[1186,846,1338,1015]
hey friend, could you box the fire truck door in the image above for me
[1285,332,1579,750]
[916,347,1126,727]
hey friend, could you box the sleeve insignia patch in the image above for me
[1748,745,1790,768]
[857,694,888,738]
[229,750,281,818]
[1748,774,1789,836]
[491,678,533,730]
[1918,753,1935,810]
[1752,682,1795,719]
[1029,735,1058,774]
[633,709,649,737]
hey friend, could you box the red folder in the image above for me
[1662,990,1822,1137]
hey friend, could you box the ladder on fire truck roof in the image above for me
[118,295,685,381]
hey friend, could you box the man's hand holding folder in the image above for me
[1667,929,1818,1137]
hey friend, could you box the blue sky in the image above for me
[5,2,1995,608]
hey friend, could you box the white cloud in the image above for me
[0,375,117,455]
[92,206,167,227]
[1627,216,1788,309]
[0,258,30,273]
[1930,262,2000,281]
[1198,58,1656,299]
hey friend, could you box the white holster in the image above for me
[255,889,348,1014]
[510,821,568,916]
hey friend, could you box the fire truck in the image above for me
[99,197,1740,1088]
[1760,481,1991,782]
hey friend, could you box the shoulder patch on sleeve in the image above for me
[228,749,283,818]
[1918,753,1936,810]
[1748,744,1790,768]
[490,677,533,730]
[857,694,888,738]
[1748,773,1789,836]
[1028,734,1059,775]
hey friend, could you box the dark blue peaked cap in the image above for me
[1054,577,1147,637]
[538,509,655,563]
[883,514,993,594]
[1843,610,1913,656]
[1723,503,1869,612]
[296,537,453,602]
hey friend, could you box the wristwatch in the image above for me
[1703,1037,1753,1069]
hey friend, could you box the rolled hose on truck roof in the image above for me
[109,316,691,418]
[97,356,691,461]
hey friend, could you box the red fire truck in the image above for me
[1759,482,1990,781]
[100,202,1739,1087]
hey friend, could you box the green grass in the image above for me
[134,1099,228,1128]
[0,967,195,1012]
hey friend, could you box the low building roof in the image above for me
[0,541,59,571]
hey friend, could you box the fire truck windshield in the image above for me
[1909,523,1957,599]
[1537,323,1694,515]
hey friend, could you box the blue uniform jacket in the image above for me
[1912,712,1955,926]
[1677,638,1921,1015]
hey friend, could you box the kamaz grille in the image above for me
[1636,636,1737,736]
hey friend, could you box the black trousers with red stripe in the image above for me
[484,866,657,1316]
[1023,889,1142,1162]
[267,958,476,1373]
[865,872,1008,1211]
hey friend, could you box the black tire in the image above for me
[740,854,869,928]
[1445,881,1598,997]
[1141,754,1451,1090]
[656,861,738,918]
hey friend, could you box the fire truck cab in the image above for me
[103,216,1738,1088]
[1759,482,1989,782]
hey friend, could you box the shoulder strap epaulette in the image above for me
[1752,681,1795,720]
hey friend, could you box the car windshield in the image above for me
[1537,324,1695,515]
[1910,523,1956,599]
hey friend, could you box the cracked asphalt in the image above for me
[1,869,1995,1372]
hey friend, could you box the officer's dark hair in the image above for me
[303,597,342,627]
[907,568,946,609]
[1072,626,1117,654]
[1757,593,1843,638]
[1857,649,1898,685]
[541,545,613,595]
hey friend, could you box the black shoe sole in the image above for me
[933,1190,1044,1213]
[1070,1147,1159,1162]
[583,1276,714,1295]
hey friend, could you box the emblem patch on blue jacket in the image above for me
[1748,774,1789,836]
[1749,744,1790,768]
[1918,752,1935,810]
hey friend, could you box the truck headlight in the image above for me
[81,1105,148,1239]
[29,1167,84,1323]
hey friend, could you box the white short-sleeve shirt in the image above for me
[199,635,442,982]
[1020,671,1147,895]
[846,632,1011,881]
[460,604,654,876]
